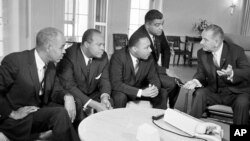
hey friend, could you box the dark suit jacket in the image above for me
[194,41,250,94]
[110,47,161,100]
[57,43,111,105]
[133,25,171,73]
[0,49,66,121]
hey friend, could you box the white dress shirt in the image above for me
[34,49,46,95]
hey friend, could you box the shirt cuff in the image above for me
[137,89,142,97]
[100,93,110,100]
[227,70,234,82]
[193,79,202,87]
[83,99,92,109]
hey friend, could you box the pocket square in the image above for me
[95,73,102,79]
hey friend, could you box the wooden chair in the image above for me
[113,34,128,52]
[166,36,191,66]
[184,36,202,66]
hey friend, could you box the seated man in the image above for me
[0,27,80,141]
[110,31,167,109]
[57,29,112,125]
[133,9,180,108]
[183,24,250,125]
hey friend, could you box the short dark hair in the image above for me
[36,27,62,47]
[82,29,101,44]
[128,32,149,48]
[145,9,163,23]
[204,24,224,40]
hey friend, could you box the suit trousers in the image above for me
[190,87,250,125]
[112,88,168,109]
[159,73,180,108]
[0,106,80,141]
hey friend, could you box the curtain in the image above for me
[240,0,250,36]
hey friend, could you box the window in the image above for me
[0,0,3,56]
[94,0,108,50]
[129,0,150,37]
[64,0,89,42]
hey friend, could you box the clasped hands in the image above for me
[141,84,158,98]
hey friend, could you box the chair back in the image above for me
[113,34,128,51]
[166,36,181,50]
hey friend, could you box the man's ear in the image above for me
[84,41,89,48]
[131,46,137,52]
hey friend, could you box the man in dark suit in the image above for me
[57,29,112,125]
[0,27,80,141]
[110,31,167,109]
[183,24,250,125]
[133,9,180,108]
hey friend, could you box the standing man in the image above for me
[57,29,112,125]
[0,27,80,141]
[183,24,250,125]
[110,32,167,109]
[133,9,180,108]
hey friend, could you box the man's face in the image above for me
[48,34,66,63]
[86,33,105,58]
[146,19,164,36]
[134,37,152,60]
[200,30,218,52]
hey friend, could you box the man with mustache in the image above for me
[110,32,167,109]
[57,29,112,126]
[133,9,180,109]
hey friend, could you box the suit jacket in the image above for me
[110,47,161,100]
[57,43,111,105]
[0,49,66,121]
[133,25,171,73]
[194,41,250,94]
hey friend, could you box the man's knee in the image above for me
[235,95,250,108]
[193,88,207,98]
[112,92,128,108]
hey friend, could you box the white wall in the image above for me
[162,0,243,36]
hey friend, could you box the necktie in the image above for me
[39,65,47,96]
[213,53,219,68]
[134,59,139,74]
[153,36,159,61]
[87,59,92,77]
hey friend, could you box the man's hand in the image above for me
[217,64,233,78]
[183,79,202,90]
[88,100,108,112]
[141,84,158,98]
[64,95,76,123]
[100,93,113,110]
[9,106,39,120]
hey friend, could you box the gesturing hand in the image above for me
[9,106,39,120]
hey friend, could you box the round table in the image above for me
[78,108,225,141]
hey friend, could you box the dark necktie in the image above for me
[134,59,139,74]
[153,36,159,61]
[87,59,92,77]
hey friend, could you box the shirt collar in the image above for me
[34,49,46,71]
[80,47,92,65]
[129,52,138,66]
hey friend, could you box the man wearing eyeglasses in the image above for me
[132,9,180,108]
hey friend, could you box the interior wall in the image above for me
[162,0,243,36]
[107,0,130,55]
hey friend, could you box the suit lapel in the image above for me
[126,49,137,77]
[28,50,40,99]
[142,26,156,58]
[220,44,228,69]
[77,46,88,80]
[88,59,98,84]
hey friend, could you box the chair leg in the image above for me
[173,54,176,66]
[177,54,180,65]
